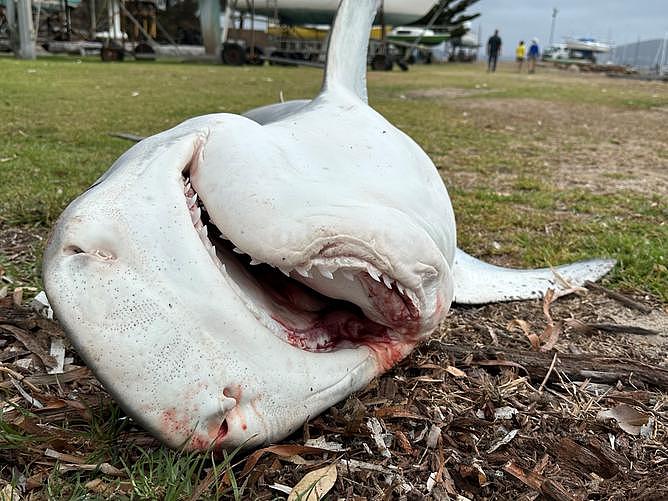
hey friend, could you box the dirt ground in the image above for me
[406,85,668,197]
[1,67,666,499]
[455,97,668,196]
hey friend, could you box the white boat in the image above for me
[235,0,439,25]
[564,38,611,53]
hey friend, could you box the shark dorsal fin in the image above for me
[322,0,380,103]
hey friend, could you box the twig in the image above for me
[538,352,559,393]
[566,319,659,336]
[584,281,652,314]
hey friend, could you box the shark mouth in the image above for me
[181,171,422,369]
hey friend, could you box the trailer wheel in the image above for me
[134,42,156,61]
[246,46,264,66]
[101,45,125,62]
[371,54,393,71]
[222,43,246,65]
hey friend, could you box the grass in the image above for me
[3,56,664,298]
[0,55,666,498]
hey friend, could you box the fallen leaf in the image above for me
[494,406,518,420]
[0,484,20,501]
[445,366,466,378]
[426,424,441,448]
[487,429,519,453]
[367,417,391,458]
[288,463,337,501]
[539,321,563,352]
[303,437,346,452]
[596,404,652,436]
[240,444,330,478]
[508,319,540,350]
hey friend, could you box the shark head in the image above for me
[43,0,456,449]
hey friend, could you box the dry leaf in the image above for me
[445,365,466,378]
[367,417,391,458]
[240,444,329,478]
[0,484,20,501]
[12,288,23,306]
[597,404,652,436]
[487,429,519,453]
[288,463,337,501]
[539,321,563,352]
[508,319,540,350]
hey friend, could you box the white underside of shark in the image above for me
[42,0,614,450]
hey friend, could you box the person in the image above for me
[515,40,525,72]
[487,29,502,72]
[527,38,540,73]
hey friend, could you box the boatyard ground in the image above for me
[0,59,666,499]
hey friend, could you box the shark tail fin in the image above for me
[452,248,616,304]
[322,0,380,102]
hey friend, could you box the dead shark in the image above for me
[43,0,614,450]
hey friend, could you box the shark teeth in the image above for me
[232,247,244,254]
[342,270,355,281]
[366,265,381,282]
[249,258,262,266]
[190,207,201,225]
[318,267,334,279]
[382,274,393,289]
[295,265,311,278]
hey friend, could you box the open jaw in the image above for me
[181,167,423,371]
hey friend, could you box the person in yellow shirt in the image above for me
[516,41,526,72]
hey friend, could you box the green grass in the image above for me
[0,55,666,498]
[1,57,666,299]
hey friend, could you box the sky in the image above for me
[473,0,668,54]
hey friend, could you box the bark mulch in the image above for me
[0,285,666,500]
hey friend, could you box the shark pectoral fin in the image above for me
[452,248,616,305]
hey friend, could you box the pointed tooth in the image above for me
[342,270,355,281]
[198,224,208,237]
[319,267,334,279]
[187,193,198,207]
[190,207,201,224]
[296,266,310,278]
[382,275,392,289]
[249,258,262,266]
[367,265,380,282]
[397,283,405,294]
[184,181,191,193]
[232,247,244,254]
[279,267,291,277]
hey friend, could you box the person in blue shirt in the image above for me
[527,38,540,73]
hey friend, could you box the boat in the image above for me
[387,26,450,46]
[564,37,611,53]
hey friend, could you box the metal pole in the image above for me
[6,0,17,53]
[16,0,36,59]
[250,0,255,59]
[548,7,557,47]
[198,0,221,57]
[90,0,96,39]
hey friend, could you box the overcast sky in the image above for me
[473,0,667,53]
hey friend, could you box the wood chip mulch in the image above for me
[0,287,666,500]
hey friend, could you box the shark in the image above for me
[42,0,614,450]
